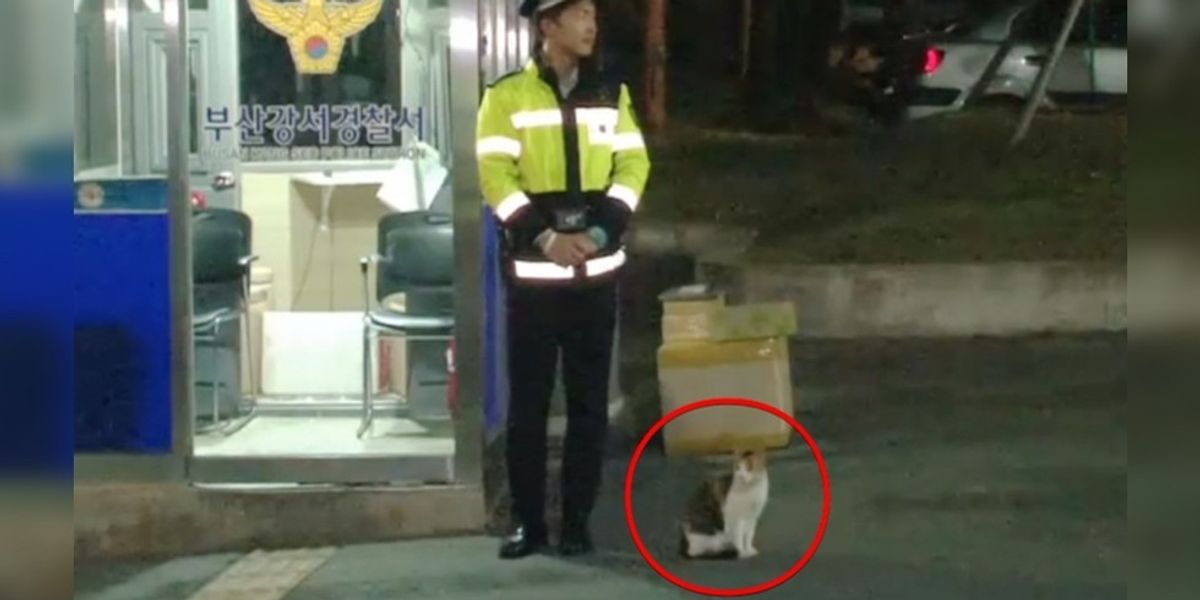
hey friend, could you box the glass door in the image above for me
[167,0,472,486]
[126,0,242,208]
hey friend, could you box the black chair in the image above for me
[192,207,257,434]
[358,211,455,438]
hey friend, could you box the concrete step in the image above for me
[75,483,485,563]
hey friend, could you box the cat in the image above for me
[678,448,770,560]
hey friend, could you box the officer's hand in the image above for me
[570,233,599,259]
[542,233,588,267]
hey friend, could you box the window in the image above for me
[1094,0,1128,47]
[237,0,408,155]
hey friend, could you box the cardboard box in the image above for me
[659,285,725,342]
[711,301,797,341]
[657,336,794,456]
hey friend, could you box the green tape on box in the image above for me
[710,302,797,341]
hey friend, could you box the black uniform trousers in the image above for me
[505,278,617,535]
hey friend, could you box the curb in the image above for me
[700,260,1127,338]
[629,224,1127,337]
[75,484,485,563]
[627,222,756,263]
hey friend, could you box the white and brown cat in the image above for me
[679,448,770,560]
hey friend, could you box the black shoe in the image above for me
[499,526,547,560]
[558,522,595,556]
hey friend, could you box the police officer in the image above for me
[477,0,651,559]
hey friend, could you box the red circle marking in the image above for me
[623,397,832,597]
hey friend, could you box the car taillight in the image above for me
[923,48,946,75]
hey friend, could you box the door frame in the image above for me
[159,0,486,487]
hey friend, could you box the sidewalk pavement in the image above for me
[77,334,1125,599]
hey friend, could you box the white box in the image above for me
[262,311,365,396]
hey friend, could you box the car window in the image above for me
[1012,0,1092,44]
[1094,0,1128,47]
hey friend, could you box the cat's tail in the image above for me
[678,525,738,561]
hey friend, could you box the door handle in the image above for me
[212,171,237,191]
[1024,54,1048,66]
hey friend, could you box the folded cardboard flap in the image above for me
[658,285,796,343]
[660,285,725,343]
[662,297,725,316]
[661,306,722,342]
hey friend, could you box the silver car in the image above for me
[909,0,1128,119]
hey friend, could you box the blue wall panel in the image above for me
[483,207,508,443]
[74,182,174,454]
[0,182,73,479]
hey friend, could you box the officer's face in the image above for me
[544,0,597,58]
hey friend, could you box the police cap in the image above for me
[519,0,571,18]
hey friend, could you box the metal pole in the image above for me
[644,0,668,131]
[164,0,194,477]
[449,0,484,490]
[740,0,753,80]
[1011,0,1087,146]
[965,33,1016,106]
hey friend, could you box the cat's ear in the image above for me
[740,448,765,471]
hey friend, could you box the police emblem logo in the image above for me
[248,0,384,75]
[77,183,105,209]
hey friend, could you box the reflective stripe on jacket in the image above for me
[476,57,651,285]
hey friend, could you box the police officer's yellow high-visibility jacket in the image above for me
[477,57,651,285]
